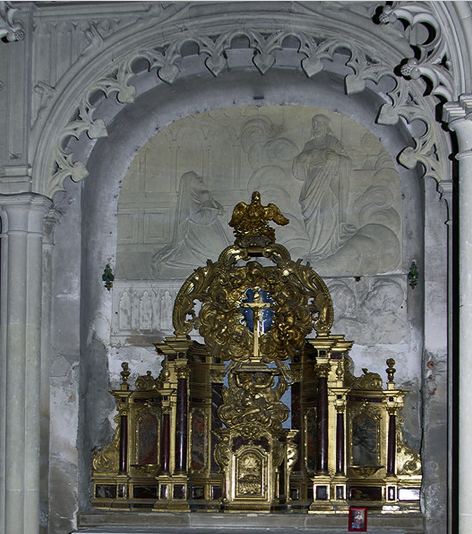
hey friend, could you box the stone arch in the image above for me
[29,2,462,204]
[75,58,428,501]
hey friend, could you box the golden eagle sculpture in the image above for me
[229,191,289,247]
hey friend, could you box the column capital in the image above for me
[443,95,472,157]
[0,165,32,195]
[0,192,52,233]
[443,94,472,123]
[0,191,52,209]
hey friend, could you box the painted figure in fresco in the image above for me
[292,114,356,260]
[151,171,229,278]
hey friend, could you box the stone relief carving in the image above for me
[110,276,407,354]
[329,277,407,346]
[112,281,183,344]
[292,114,355,260]
[379,2,456,102]
[375,2,453,191]
[40,7,453,197]
[118,106,401,279]
[0,1,24,42]
[151,171,229,279]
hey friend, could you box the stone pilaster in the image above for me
[0,193,52,534]
[444,95,472,534]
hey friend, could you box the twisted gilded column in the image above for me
[444,96,472,534]
[0,193,52,534]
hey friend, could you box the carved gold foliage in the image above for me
[135,371,157,391]
[396,419,422,475]
[218,365,289,435]
[210,369,226,383]
[172,236,333,363]
[93,419,120,474]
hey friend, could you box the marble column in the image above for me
[174,370,188,473]
[0,193,52,534]
[161,410,171,473]
[335,410,345,475]
[444,95,472,534]
[387,413,396,475]
[316,367,329,474]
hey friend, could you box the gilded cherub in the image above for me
[229,191,289,246]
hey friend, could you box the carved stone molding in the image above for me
[0,1,25,42]
[27,3,459,198]
[379,2,456,102]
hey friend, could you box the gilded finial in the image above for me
[336,360,344,380]
[162,360,171,382]
[121,362,130,390]
[229,191,289,248]
[386,358,396,383]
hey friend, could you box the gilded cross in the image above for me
[240,289,271,359]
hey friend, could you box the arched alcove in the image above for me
[5,3,453,532]
[74,62,427,514]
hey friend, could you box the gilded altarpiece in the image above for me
[93,193,421,513]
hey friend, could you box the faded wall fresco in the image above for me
[116,106,402,280]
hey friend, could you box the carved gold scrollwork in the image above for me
[218,365,289,435]
[344,357,383,390]
[214,432,231,471]
[172,262,218,335]
[172,208,334,362]
[93,417,121,474]
[271,440,285,470]
[396,418,422,475]
[135,370,156,391]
